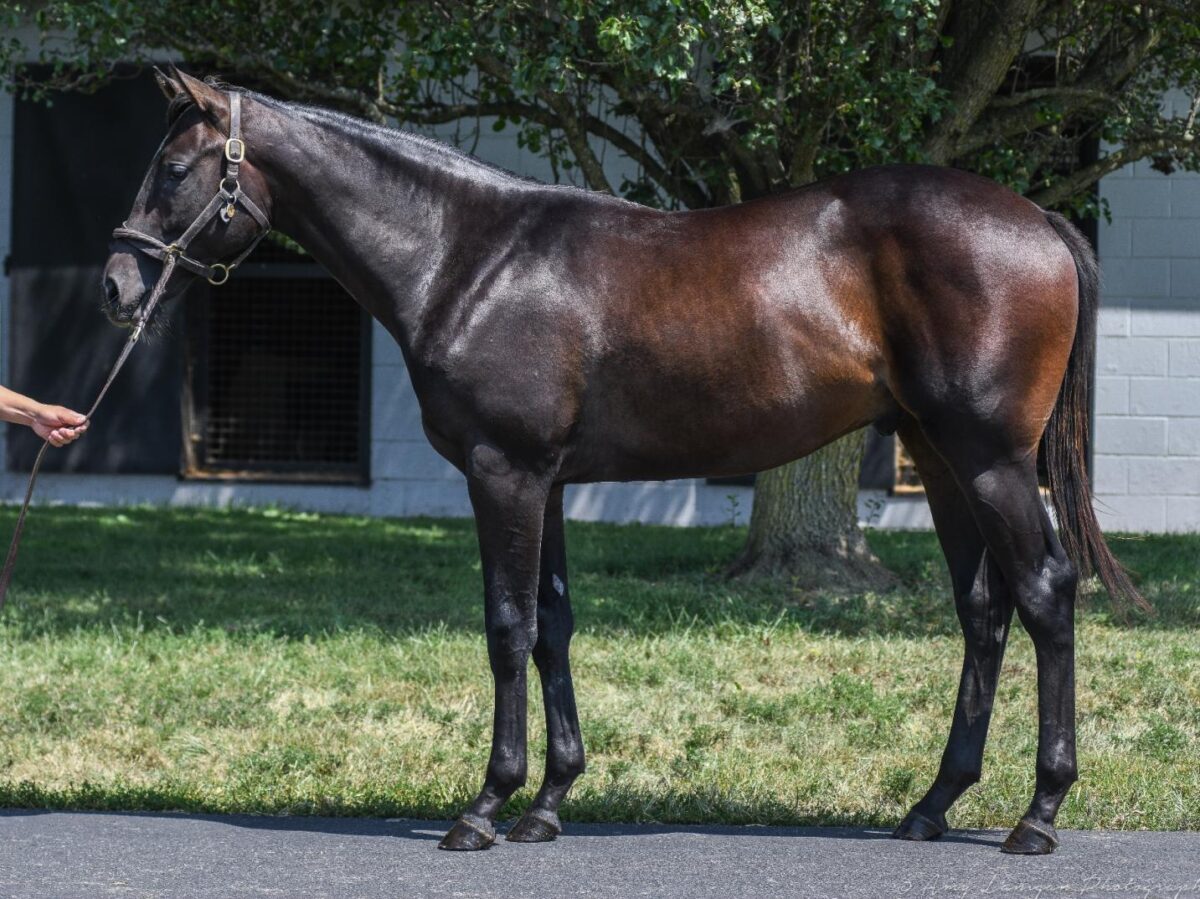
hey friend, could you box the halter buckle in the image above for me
[207,263,232,286]
[224,138,245,164]
[164,243,182,257]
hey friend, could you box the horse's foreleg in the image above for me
[508,486,585,842]
[439,446,551,851]
[893,421,1014,842]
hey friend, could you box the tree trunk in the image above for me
[731,430,894,591]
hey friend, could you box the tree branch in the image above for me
[923,0,1047,164]
[957,89,1114,157]
[1027,135,1198,207]
[949,6,1164,161]
[469,50,613,194]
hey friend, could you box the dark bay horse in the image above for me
[103,68,1140,855]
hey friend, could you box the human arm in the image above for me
[0,385,89,447]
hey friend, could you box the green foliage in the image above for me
[3,1,1197,211]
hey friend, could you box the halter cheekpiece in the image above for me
[112,90,270,286]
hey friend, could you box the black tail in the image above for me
[1042,211,1147,611]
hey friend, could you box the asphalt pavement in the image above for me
[1,811,1198,898]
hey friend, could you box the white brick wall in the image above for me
[1095,123,1200,533]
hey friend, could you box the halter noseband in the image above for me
[113,90,271,287]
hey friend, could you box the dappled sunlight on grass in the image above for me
[0,506,1195,828]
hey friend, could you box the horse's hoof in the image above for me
[1001,819,1059,855]
[438,815,496,851]
[892,809,947,841]
[506,808,562,843]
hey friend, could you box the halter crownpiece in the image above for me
[112,90,271,287]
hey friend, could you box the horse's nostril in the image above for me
[104,277,120,307]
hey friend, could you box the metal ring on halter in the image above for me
[207,263,232,286]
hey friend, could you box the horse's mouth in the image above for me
[105,301,142,328]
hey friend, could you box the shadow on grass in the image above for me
[0,507,1193,640]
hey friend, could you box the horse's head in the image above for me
[102,67,271,325]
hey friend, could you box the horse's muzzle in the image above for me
[101,250,150,326]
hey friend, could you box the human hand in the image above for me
[31,405,89,447]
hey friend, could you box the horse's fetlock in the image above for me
[548,746,586,784]
[489,753,528,793]
[949,766,982,793]
[1040,753,1078,796]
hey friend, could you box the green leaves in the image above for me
[3,0,1198,212]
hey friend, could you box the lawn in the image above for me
[0,505,1196,830]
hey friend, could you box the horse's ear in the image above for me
[174,68,229,128]
[152,66,182,103]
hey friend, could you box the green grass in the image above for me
[0,505,1196,830]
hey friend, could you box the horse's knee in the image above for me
[486,600,538,665]
[532,635,570,670]
[1015,557,1077,647]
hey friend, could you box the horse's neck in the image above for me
[248,99,507,343]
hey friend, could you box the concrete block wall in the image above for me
[1094,108,1200,532]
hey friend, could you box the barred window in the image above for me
[183,262,370,483]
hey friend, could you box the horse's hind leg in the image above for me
[508,485,586,842]
[926,429,1079,854]
[439,445,552,851]
[892,421,1016,842]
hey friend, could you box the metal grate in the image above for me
[185,275,369,481]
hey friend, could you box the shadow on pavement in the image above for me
[0,808,1006,848]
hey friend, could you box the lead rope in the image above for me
[0,252,177,611]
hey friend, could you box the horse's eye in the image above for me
[165,163,189,181]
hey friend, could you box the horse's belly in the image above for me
[563,365,886,483]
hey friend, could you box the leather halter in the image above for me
[112,90,271,286]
